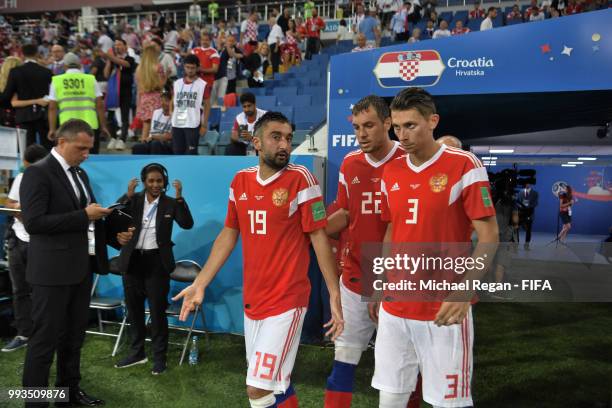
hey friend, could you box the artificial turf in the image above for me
[1,302,611,407]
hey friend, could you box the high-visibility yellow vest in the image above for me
[52,72,99,130]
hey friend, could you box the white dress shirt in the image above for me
[51,148,90,205]
[136,196,160,250]
[8,173,29,243]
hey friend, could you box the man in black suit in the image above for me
[112,163,193,375]
[518,183,539,250]
[3,43,53,150]
[20,119,113,407]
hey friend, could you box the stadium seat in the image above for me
[439,11,453,23]
[220,107,242,126]
[242,87,266,96]
[277,94,311,108]
[506,18,524,25]
[215,131,233,155]
[467,18,483,31]
[276,106,294,122]
[255,95,278,111]
[271,86,298,98]
[86,256,125,357]
[295,106,325,127]
[263,79,281,89]
[208,107,221,130]
[257,25,270,41]
[454,10,469,22]
[198,130,220,155]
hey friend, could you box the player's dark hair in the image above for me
[240,92,256,105]
[24,144,48,164]
[390,88,437,118]
[253,111,291,138]
[352,95,390,122]
[183,54,200,67]
[487,6,497,13]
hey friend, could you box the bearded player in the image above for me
[323,95,408,407]
[174,111,344,408]
[372,88,498,408]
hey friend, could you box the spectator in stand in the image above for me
[281,20,301,69]
[469,2,486,19]
[304,0,316,18]
[408,27,421,43]
[304,8,326,60]
[432,20,451,38]
[48,45,65,75]
[351,3,367,40]
[192,32,220,138]
[529,7,546,21]
[227,92,267,156]
[132,89,173,154]
[89,47,108,95]
[97,26,114,53]
[171,54,206,155]
[151,37,177,80]
[243,42,269,88]
[565,0,583,14]
[221,35,243,98]
[336,19,352,42]
[352,33,374,52]
[136,45,166,142]
[480,7,497,31]
[379,0,402,31]
[2,44,53,149]
[122,25,141,53]
[507,5,523,21]
[407,0,423,24]
[359,6,381,48]
[550,7,561,17]
[524,0,541,18]
[277,7,292,33]
[104,39,136,151]
[423,20,435,38]
[390,3,410,41]
[267,15,284,74]
[452,20,470,34]
[241,11,259,46]
[422,0,438,17]
[0,56,22,128]
[428,10,439,25]
[38,41,51,60]
[188,0,203,27]
[164,21,179,51]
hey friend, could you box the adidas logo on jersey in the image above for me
[390,182,400,191]
[239,193,248,201]
[410,184,421,190]
[352,177,360,184]
[255,195,264,200]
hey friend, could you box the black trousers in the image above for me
[171,127,199,155]
[108,91,132,141]
[305,37,320,60]
[123,250,170,363]
[225,141,247,156]
[521,209,534,243]
[270,44,281,74]
[21,119,53,150]
[132,141,173,155]
[227,78,237,94]
[8,237,32,337]
[23,268,93,406]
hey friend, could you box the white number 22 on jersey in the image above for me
[248,210,267,235]
[361,191,382,215]
[405,199,419,224]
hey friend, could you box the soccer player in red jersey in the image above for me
[323,96,406,407]
[174,111,344,408]
[191,32,220,137]
[371,88,499,408]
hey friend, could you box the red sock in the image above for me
[324,390,353,407]
[407,374,422,408]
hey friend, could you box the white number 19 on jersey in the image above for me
[248,210,267,235]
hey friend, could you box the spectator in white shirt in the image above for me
[432,20,451,38]
[529,7,546,21]
[352,33,375,52]
[97,27,114,53]
[408,27,421,43]
[267,16,284,74]
[480,7,497,31]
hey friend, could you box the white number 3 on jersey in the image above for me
[405,199,418,224]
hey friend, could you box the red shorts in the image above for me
[203,82,213,100]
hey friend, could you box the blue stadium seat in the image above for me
[271,86,298,98]
[467,18,483,31]
[208,107,221,130]
[439,11,453,23]
[198,130,220,155]
[242,87,266,96]
[255,95,278,111]
[276,106,294,122]
[215,131,233,155]
[506,18,524,25]
[257,25,270,41]
[295,106,324,127]
[277,94,311,108]
[292,130,310,145]
[454,10,469,22]
[263,79,281,89]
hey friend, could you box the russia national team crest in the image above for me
[429,173,448,193]
[272,188,289,207]
[373,50,445,88]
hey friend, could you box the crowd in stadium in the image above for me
[0,0,609,154]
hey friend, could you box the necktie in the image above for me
[69,167,88,208]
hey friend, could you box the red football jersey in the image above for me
[225,164,327,320]
[336,141,404,295]
[380,145,496,320]
[192,46,220,89]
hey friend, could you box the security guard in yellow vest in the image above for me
[47,52,109,153]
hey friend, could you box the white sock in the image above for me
[249,393,276,408]
[379,390,411,408]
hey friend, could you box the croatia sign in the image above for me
[373,50,445,88]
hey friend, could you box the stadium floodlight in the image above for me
[577,157,597,161]
[489,149,514,154]
[561,164,576,167]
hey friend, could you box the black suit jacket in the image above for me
[2,61,52,124]
[112,192,194,275]
[20,154,109,286]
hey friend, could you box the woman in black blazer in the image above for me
[113,163,194,375]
